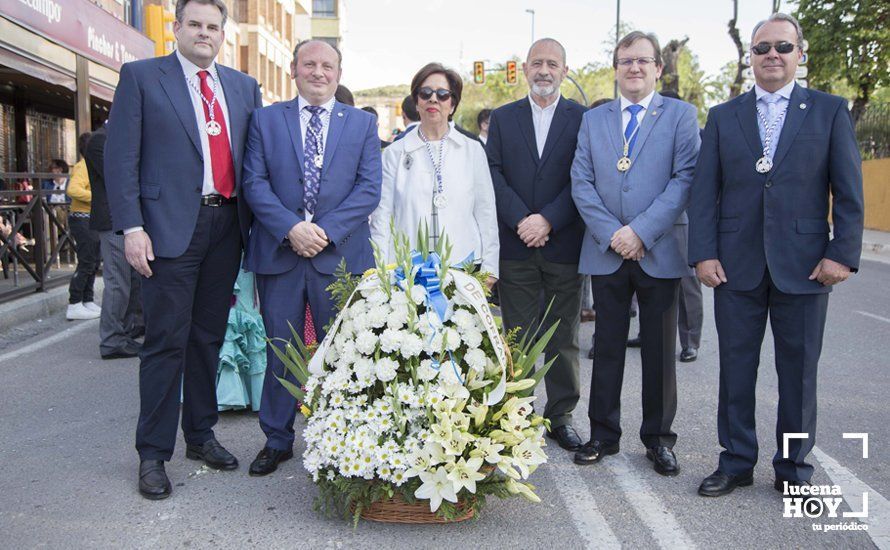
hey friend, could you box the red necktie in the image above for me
[197,70,235,198]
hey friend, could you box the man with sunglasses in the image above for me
[690,13,863,497]
[571,31,700,476]
[486,38,587,454]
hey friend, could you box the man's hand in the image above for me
[696,259,727,288]
[485,276,497,291]
[517,214,552,248]
[125,230,154,277]
[809,258,851,286]
[610,225,645,261]
[287,221,329,257]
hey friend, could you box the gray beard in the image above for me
[531,82,558,97]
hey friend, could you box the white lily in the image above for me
[414,466,458,512]
[446,457,486,494]
[511,437,547,479]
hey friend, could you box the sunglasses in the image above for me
[751,41,796,55]
[417,87,453,102]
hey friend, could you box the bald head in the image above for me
[523,38,568,101]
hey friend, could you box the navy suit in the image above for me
[242,98,381,451]
[487,97,585,428]
[688,85,864,482]
[105,53,262,461]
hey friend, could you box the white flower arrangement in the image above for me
[272,227,558,522]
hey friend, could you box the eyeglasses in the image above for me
[417,87,453,102]
[751,41,797,55]
[616,57,656,68]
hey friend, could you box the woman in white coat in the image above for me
[370,62,499,288]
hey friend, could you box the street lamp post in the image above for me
[525,9,535,43]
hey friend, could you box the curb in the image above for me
[0,277,104,333]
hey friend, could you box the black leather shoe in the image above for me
[186,437,238,470]
[680,348,698,362]
[547,425,583,451]
[101,345,141,360]
[574,440,619,465]
[698,470,753,497]
[646,446,679,476]
[139,460,171,500]
[249,447,293,476]
[627,335,642,348]
[774,478,811,493]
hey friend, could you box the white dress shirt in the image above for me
[370,125,501,277]
[296,94,335,222]
[620,89,656,134]
[528,93,560,157]
[754,80,794,159]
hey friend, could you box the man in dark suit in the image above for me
[84,124,144,360]
[487,38,586,452]
[105,0,263,499]
[241,39,382,476]
[690,13,864,497]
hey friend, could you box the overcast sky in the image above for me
[339,0,784,91]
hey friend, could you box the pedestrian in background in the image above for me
[65,132,101,321]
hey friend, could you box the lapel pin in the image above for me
[404,154,413,170]
[651,110,658,116]
[337,112,344,117]
[800,103,807,109]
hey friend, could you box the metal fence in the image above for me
[857,102,890,160]
[0,172,76,303]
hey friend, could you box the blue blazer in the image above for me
[571,93,700,278]
[104,53,262,258]
[688,85,864,294]
[487,97,585,263]
[241,99,382,276]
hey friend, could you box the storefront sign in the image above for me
[2,0,154,71]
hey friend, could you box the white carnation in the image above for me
[464,348,487,374]
[379,328,403,354]
[375,357,399,382]
[399,333,424,359]
[462,328,483,349]
[417,359,439,381]
[410,285,427,305]
[354,330,378,356]
[367,304,390,329]
[442,327,461,350]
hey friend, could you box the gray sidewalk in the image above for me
[0,277,104,334]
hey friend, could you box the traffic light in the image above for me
[506,61,517,85]
[473,61,485,85]
[145,5,175,57]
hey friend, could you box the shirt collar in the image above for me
[528,93,561,114]
[754,80,795,101]
[298,94,336,114]
[176,49,218,81]
[620,90,655,113]
[403,123,464,152]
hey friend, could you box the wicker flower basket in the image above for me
[359,493,475,524]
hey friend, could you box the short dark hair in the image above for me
[175,0,227,27]
[292,39,343,68]
[613,31,663,68]
[752,12,804,46]
[361,106,378,118]
[335,84,354,106]
[410,62,463,121]
[77,132,92,158]
[476,108,492,128]
[401,95,419,123]
[589,98,611,109]
[49,159,69,172]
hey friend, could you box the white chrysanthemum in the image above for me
[379,328,403,354]
[354,329,378,356]
[375,357,399,382]
[464,348,487,374]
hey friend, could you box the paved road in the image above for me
[1,259,888,549]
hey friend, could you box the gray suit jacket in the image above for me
[571,93,700,278]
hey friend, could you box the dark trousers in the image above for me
[257,261,337,451]
[499,251,581,428]
[68,215,100,304]
[715,269,828,482]
[678,275,703,350]
[98,231,143,354]
[135,204,241,461]
[589,261,679,448]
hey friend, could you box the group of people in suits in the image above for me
[103,0,863,502]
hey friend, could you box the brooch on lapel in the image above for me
[404,154,413,170]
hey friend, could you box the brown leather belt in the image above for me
[200,195,237,207]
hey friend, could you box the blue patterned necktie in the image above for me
[624,104,645,156]
[303,105,324,215]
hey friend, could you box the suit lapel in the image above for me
[770,84,811,175]
[538,100,569,167]
[283,99,305,173]
[158,53,203,159]
[607,99,624,158]
[322,102,347,171]
[216,66,244,167]
[735,90,764,161]
[628,93,664,165]
[516,101,540,164]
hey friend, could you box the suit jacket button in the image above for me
[622,186,630,192]
[765,180,773,188]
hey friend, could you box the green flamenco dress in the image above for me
[216,269,267,411]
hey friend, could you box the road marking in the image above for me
[855,310,890,324]
[0,319,99,364]
[606,454,697,550]
[547,459,621,549]
[813,446,890,549]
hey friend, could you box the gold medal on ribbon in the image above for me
[616,156,631,172]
